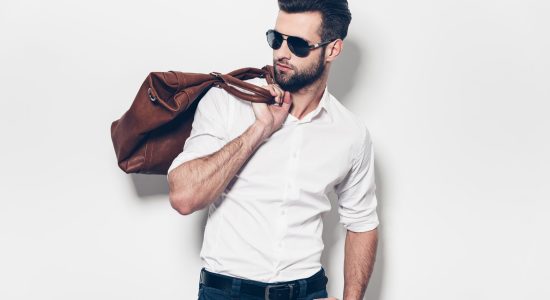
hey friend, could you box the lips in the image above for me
[277,63,292,71]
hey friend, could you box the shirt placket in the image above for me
[273,124,303,278]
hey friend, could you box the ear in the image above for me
[325,39,343,62]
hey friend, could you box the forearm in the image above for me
[168,121,268,214]
[343,228,378,300]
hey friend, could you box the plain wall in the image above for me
[1,0,548,299]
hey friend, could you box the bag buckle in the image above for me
[264,283,294,300]
[147,87,157,102]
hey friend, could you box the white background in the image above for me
[1,0,549,299]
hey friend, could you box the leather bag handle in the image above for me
[148,68,276,112]
[211,72,276,104]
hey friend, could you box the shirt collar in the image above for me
[287,86,332,124]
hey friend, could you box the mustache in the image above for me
[274,59,294,70]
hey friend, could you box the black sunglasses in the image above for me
[266,29,335,58]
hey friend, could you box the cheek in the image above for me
[299,56,321,71]
[292,56,313,69]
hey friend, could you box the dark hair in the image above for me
[277,0,352,41]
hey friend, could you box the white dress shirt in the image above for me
[167,77,379,283]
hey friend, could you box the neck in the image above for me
[289,71,329,120]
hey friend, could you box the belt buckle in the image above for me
[264,283,294,300]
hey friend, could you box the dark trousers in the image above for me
[197,267,329,300]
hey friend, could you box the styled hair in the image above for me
[277,0,352,41]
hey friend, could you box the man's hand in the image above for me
[315,297,338,300]
[252,84,292,139]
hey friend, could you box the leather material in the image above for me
[110,65,275,175]
[200,268,328,300]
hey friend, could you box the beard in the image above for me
[273,48,326,92]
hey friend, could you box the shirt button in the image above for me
[281,210,286,215]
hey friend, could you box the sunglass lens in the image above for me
[266,30,282,50]
[287,36,310,57]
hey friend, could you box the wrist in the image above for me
[252,120,272,141]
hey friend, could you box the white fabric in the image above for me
[167,77,379,283]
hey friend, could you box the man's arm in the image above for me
[343,228,378,300]
[334,126,379,299]
[167,86,291,215]
[167,121,268,215]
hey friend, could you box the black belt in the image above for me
[200,268,327,300]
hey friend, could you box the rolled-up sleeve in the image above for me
[166,87,229,177]
[335,130,379,232]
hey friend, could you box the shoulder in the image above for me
[327,93,373,158]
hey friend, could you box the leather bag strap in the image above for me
[211,72,275,104]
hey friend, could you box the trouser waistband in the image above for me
[199,267,328,300]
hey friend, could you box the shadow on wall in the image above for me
[327,39,363,103]
[128,38,385,299]
[321,38,386,300]
[367,161,386,300]
[130,173,169,198]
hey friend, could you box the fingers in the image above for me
[282,91,291,104]
[280,91,292,109]
[263,84,284,106]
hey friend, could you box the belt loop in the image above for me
[298,279,308,298]
[199,268,205,285]
[230,277,241,300]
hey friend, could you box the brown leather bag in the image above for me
[110,65,275,175]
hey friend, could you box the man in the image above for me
[167,1,379,299]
